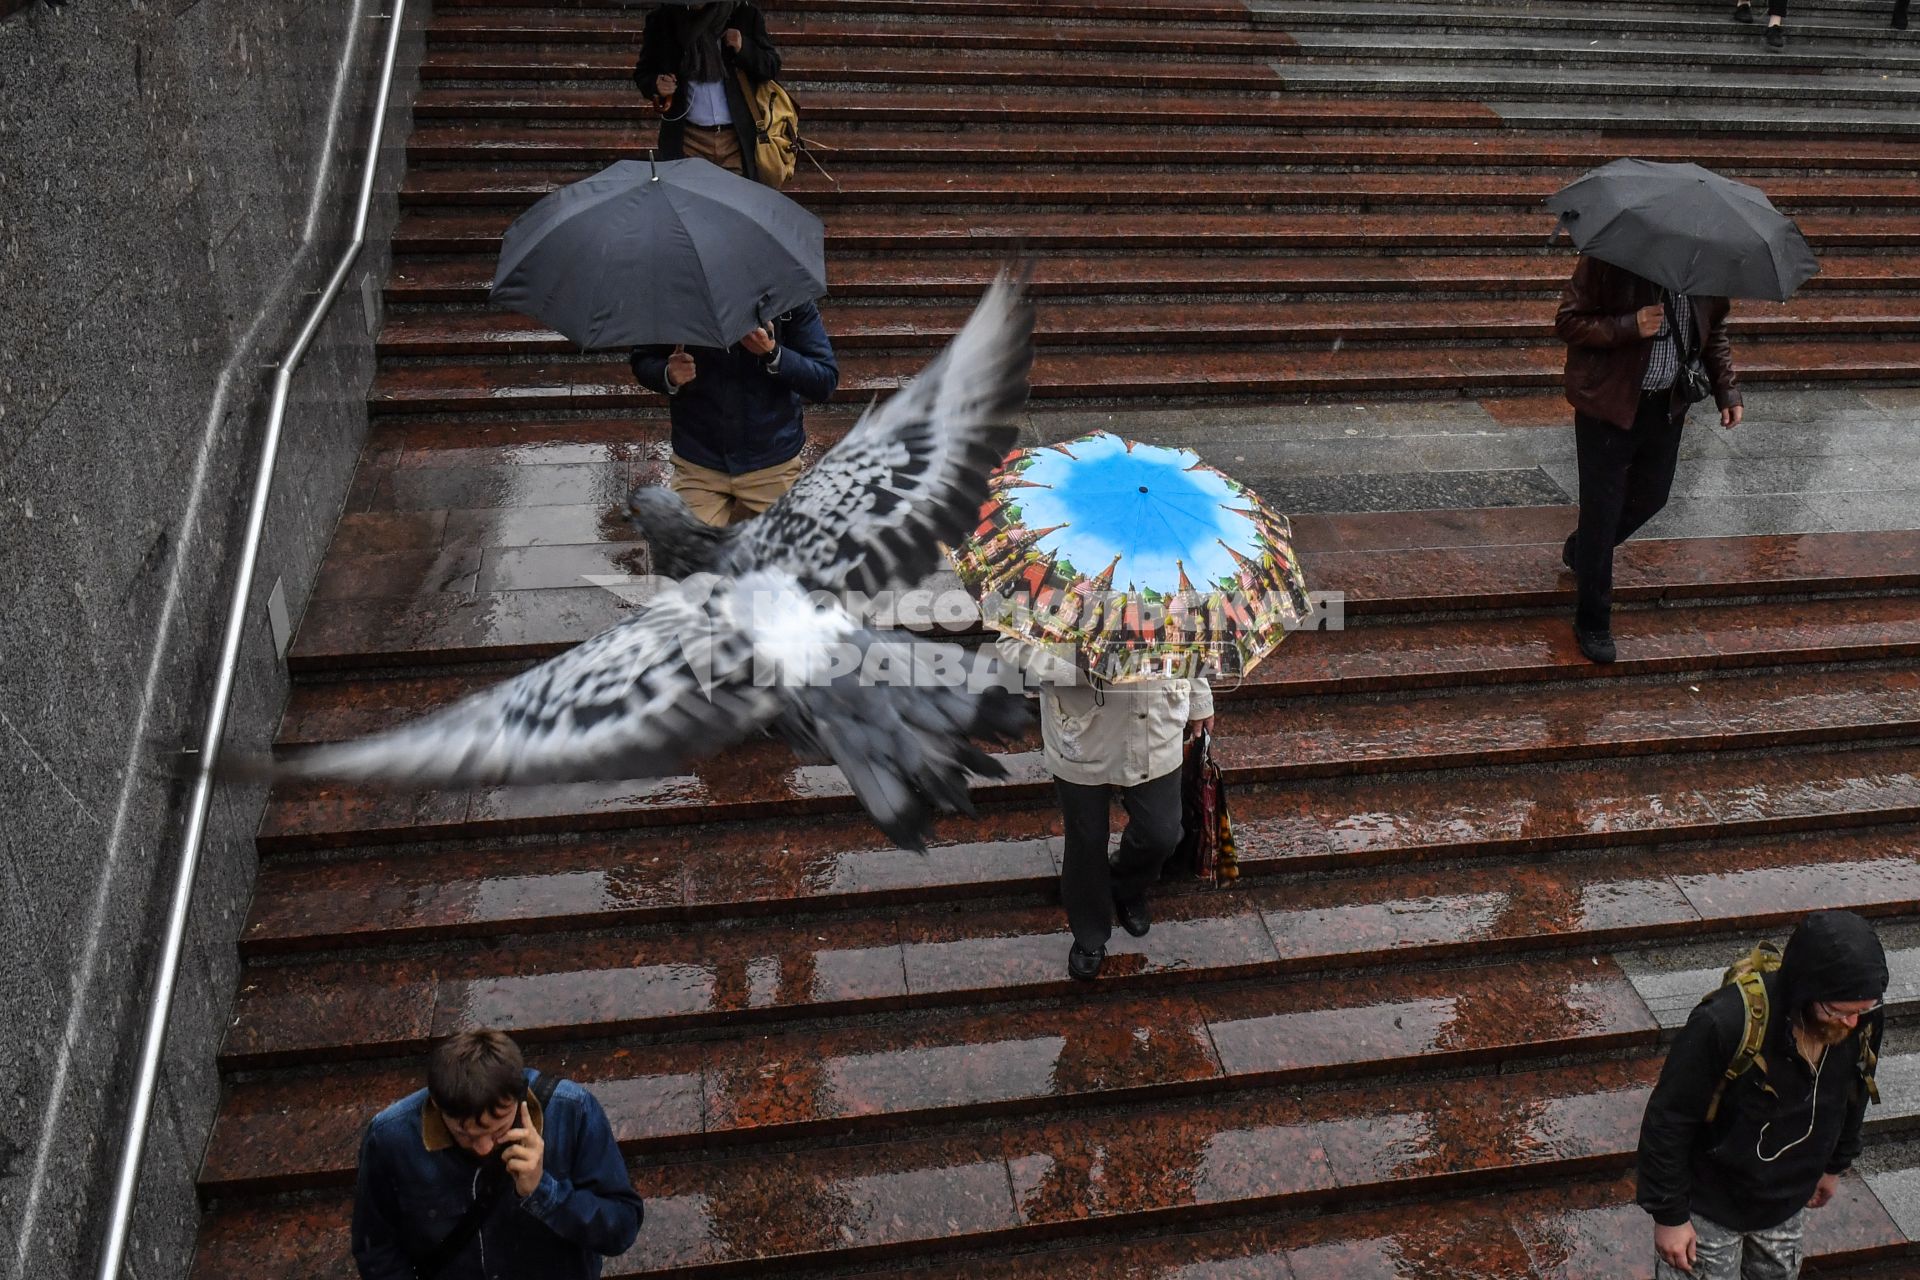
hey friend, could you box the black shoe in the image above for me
[1733,2,1754,20]
[1114,896,1151,938]
[1068,943,1106,981]
[1574,625,1617,664]
[1766,23,1785,46]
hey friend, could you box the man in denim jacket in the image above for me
[352,1029,643,1279]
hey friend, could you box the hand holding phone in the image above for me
[501,1101,546,1198]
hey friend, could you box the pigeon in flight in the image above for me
[272,278,1035,850]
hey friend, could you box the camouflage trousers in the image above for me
[1655,1209,1807,1280]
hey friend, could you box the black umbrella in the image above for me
[490,157,827,351]
[1546,159,1819,302]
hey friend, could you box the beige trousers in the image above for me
[669,452,804,526]
[675,121,744,176]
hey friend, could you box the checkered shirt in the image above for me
[1642,292,1695,391]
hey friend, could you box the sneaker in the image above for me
[1574,625,1617,665]
[1766,24,1785,47]
[1068,942,1105,981]
[1114,896,1151,938]
[1733,1,1754,20]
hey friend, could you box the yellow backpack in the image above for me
[1701,941,1880,1123]
[735,71,799,190]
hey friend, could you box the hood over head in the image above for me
[1780,909,1889,1012]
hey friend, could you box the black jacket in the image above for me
[1637,911,1889,1233]
[632,3,780,182]
[630,301,838,475]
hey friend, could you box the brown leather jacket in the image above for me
[1554,255,1740,431]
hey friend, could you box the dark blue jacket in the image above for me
[630,301,838,476]
[351,1071,643,1280]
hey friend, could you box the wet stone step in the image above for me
[287,527,1920,670]
[410,85,1508,128]
[418,47,1297,88]
[254,657,1920,845]
[388,207,1920,257]
[425,0,1312,21]
[1309,527,1920,612]
[362,347,1580,413]
[363,341,1920,415]
[199,954,1658,1195]
[221,822,1920,1066]
[396,166,1920,211]
[376,293,1920,357]
[384,250,1920,303]
[239,742,1920,952]
[1252,0,1916,37]
[1487,96,1920,138]
[1270,59,1920,105]
[275,598,1920,741]
[428,13,1299,56]
[188,1054,1915,1276]
[1273,27,1920,73]
[1629,940,1920,1032]
[413,81,1920,135]
[406,126,1920,174]
[852,1170,1908,1280]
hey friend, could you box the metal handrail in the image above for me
[91,2,409,1275]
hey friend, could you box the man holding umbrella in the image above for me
[489,155,835,526]
[631,304,838,526]
[1554,254,1740,663]
[1547,160,1818,664]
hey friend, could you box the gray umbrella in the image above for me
[1545,158,1819,302]
[490,156,827,351]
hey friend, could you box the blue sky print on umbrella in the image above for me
[1014,434,1256,592]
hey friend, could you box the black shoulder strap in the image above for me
[414,1074,564,1280]
[1662,291,1699,360]
[414,1163,507,1280]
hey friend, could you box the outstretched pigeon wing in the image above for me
[276,579,783,787]
[729,274,1033,594]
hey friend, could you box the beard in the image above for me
[1803,1013,1859,1046]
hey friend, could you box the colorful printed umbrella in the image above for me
[953,432,1312,682]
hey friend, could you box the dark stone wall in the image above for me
[0,0,422,1274]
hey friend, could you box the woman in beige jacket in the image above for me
[997,635,1213,980]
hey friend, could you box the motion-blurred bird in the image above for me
[267,278,1035,850]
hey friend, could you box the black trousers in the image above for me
[1566,392,1687,633]
[1055,768,1185,950]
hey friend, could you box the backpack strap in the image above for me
[1705,970,1771,1124]
[1858,1015,1882,1105]
[414,1162,509,1280]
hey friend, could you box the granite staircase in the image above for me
[376,0,1920,410]
[190,0,1920,1276]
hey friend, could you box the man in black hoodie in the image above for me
[1637,911,1888,1279]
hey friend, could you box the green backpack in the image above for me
[1700,941,1880,1123]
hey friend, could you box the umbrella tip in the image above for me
[648,149,658,181]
